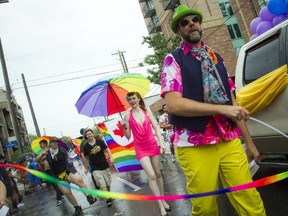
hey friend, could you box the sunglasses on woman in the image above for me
[179,15,200,27]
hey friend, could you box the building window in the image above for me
[146,0,154,9]
[152,15,159,26]
[227,24,242,39]
[219,2,234,18]
[258,0,268,7]
[244,35,280,84]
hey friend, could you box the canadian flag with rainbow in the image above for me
[97,118,142,172]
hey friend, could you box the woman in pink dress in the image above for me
[121,92,170,216]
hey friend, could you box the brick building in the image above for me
[139,0,267,114]
[0,89,30,160]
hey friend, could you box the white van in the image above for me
[235,19,288,168]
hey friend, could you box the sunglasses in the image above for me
[179,15,200,27]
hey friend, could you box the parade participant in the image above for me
[161,4,266,216]
[159,104,176,162]
[0,154,19,215]
[0,179,7,209]
[17,160,31,196]
[83,129,114,207]
[121,92,170,216]
[36,137,97,216]
[36,139,64,206]
[27,157,43,190]
[78,128,100,190]
[7,168,24,208]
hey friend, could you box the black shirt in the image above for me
[83,139,109,171]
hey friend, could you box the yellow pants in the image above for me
[176,138,266,216]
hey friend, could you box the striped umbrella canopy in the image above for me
[75,73,150,118]
[31,136,69,155]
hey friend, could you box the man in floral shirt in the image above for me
[161,4,266,216]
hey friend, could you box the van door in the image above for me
[238,23,288,163]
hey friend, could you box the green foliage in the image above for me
[29,134,37,142]
[139,32,181,84]
[10,146,34,163]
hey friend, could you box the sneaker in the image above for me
[56,200,62,206]
[86,195,97,205]
[17,203,24,208]
[106,198,113,207]
[61,196,65,200]
[172,156,176,163]
[72,206,83,216]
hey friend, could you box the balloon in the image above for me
[260,6,276,21]
[256,21,273,35]
[272,15,287,26]
[267,0,286,15]
[250,17,262,33]
[250,34,259,41]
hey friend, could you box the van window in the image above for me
[243,34,280,84]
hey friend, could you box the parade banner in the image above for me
[98,118,142,172]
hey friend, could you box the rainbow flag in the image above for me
[98,118,142,172]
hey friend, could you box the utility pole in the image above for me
[21,73,41,137]
[0,37,24,153]
[112,50,129,73]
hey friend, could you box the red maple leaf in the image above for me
[113,121,125,138]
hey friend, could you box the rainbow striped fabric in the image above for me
[98,118,142,172]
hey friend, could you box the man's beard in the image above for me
[181,29,202,44]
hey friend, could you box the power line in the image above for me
[10,57,146,86]
[5,27,146,60]
[12,64,151,90]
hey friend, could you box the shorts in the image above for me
[92,167,111,189]
[19,176,29,185]
[57,170,70,181]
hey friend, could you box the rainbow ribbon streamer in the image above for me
[1,164,287,201]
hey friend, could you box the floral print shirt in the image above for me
[161,41,241,147]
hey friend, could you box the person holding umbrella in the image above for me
[36,137,97,216]
[121,92,170,216]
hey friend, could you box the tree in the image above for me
[139,32,180,84]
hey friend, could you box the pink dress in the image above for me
[128,109,160,161]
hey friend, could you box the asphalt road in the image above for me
[13,156,288,216]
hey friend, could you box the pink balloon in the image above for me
[260,6,276,21]
[250,17,262,33]
[257,21,273,35]
[272,15,287,26]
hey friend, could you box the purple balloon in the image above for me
[260,6,276,21]
[257,21,273,35]
[250,34,259,41]
[250,17,262,33]
[272,15,287,26]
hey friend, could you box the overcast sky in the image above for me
[0,0,156,138]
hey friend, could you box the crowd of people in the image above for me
[0,4,267,216]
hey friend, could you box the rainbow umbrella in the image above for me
[31,136,69,155]
[75,73,150,118]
